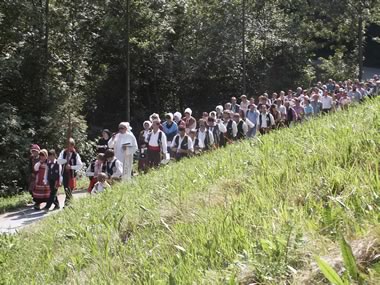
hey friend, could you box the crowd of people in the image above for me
[28,75,380,211]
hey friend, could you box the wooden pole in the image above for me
[126,0,131,122]
[242,0,247,94]
[358,15,364,81]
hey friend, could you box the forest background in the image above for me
[1,0,380,196]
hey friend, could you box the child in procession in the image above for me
[43,150,62,211]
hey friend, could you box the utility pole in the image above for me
[358,15,364,81]
[126,0,131,122]
[242,0,247,94]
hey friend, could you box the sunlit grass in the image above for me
[0,192,32,214]
[0,98,379,284]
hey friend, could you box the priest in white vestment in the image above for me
[108,122,137,181]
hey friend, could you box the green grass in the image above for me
[1,99,380,284]
[0,177,88,213]
[0,192,32,214]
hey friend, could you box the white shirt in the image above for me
[108,132,138,162]
[321,95,333,109]
[240,101,249,113]
[91,181,110,194]
[208,121,227,134]
[257,113,275,128]
[238,120,249,134]
[86,161,104,177]
[171,135,193,153]
[223,119,238,137]
[146,130,168,154]
[107,158,123,178]
[58,150,83,171]
[197,129,214,149]
[276,104,287,117]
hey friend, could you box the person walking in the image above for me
[108,122,138,181]
[58,138,83,207]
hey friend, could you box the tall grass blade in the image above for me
[340,235,362,284]
[315,256,345,285]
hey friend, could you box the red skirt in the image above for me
[87,177,97,193]
[33,183,51,203]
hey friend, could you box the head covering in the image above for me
[102,129,112,137]
[173,112,182,121]
[209,111,217,118]
[119,122,132,130]
[184,108,192,116]
[30,144,40,152]
[149,113,160,122]
[39,149,48,158]
[143,120,152,128]
[215,105,223,113]
[165,112,174,120]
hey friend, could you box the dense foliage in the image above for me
[0,0,379,195]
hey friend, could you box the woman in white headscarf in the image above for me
[108,122,138,181]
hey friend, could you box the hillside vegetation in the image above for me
[1,99,380,284]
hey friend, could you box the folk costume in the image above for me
[194,128,214,153]
[223,118,237,143]
[108,122,138,181]
[138,121,151,172]
[28,144,41,194]
[235,119,248,140]
[86,159,106,192]
[105,157,123,179]
[58,148,83,206]
[207,120,227,148]
[146,129,168,168]
[184,108,197,134]
[171,133,193,161]
[257,112,275,135]
[32,151,51,205]
[44,158,62,210]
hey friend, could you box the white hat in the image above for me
[215,105,223,113]
[119,122,132,130]
[143,120,152,128]
[209,111,216,117]
[165,112,174,120]
[173,112,182,120]
[184,108,192,116]
[149,113,160,122]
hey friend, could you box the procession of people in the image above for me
[28,75,380,210]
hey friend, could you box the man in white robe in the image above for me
[108,122,137,181]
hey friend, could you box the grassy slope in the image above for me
[1,99,380,284]
[0,193,32,214]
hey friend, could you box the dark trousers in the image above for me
[62,172,73,205]
[46,180,60,209]
[147,149,161,168]
[322,108,331,114]
[175,153,188,161]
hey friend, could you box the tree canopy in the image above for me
[0,0,379,195]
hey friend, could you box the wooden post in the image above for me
[126,0,131,122]
[358,15,364,81]
[242,0,247,94]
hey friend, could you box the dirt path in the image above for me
[0,190,88,234]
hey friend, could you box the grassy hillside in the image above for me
[1,99,380,284]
